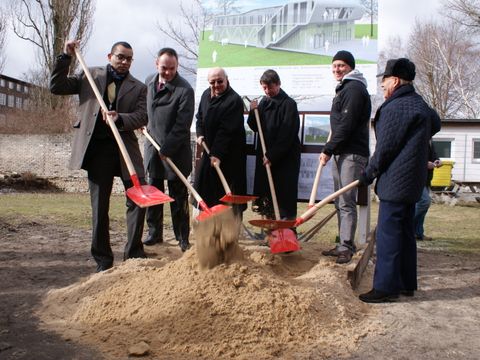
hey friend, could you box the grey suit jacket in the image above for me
[144,73,194,180]
[50,56,148,180]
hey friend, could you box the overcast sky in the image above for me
[2,0,441,81]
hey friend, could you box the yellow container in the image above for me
[431,160,454,187]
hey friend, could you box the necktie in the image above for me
[157,82,165,92]
[107,82,116,105]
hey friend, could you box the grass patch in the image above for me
[198,30,375,68]
[1,193,478,256]
[355,24,378,39]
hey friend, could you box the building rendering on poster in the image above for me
[196,0,378,200]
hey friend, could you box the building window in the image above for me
[17,83,23,92]
[16,97,22,109]
[0,79,5,87]
[8,81,14,89]
[0,93,6,106]
[8,95,14,107]
[473,139,480,163]
[24,86,29,94]
[432,139,452,158]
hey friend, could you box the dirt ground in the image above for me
[0,206,479,359]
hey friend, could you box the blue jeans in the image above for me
[414,186,431,239]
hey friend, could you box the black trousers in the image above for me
[146,177,190,244]
[84,138,146,269]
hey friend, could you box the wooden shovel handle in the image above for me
[299,180,360,224]
[142,128,204,204]
[200,142,232,195]
[74,47,137,177]
[308,131,331,206]
[253,108,280,220]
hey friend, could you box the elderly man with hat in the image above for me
[320,50,371,264]
[358,58,441,303]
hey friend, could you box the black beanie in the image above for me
[332,50,355,69]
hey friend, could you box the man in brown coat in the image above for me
[50,40,148,272]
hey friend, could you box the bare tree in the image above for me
[11,0,95,82]
[0,7,7,73]
[10,0,94,121]
[442,0,480,33]
[216,0,239,16]
[156,0,239,75]
[360,0,378,37]
[407,20,480,118]
[156,0,210,75]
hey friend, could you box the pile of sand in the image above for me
[39,246,382,359]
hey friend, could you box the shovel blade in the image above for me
[249,218,296,230]
[126,185,173,208]
[220,194,258,204]
[269,229,300,254]
[196,204,231,222]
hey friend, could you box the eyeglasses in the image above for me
[209,79,224,85]
[113,53,133,63]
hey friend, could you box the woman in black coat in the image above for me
[247,69,301,220]
[194,68,247,213]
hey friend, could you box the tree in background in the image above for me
[0,7,7,73]
[360,0,378,37]
[9,0,95,132]
[156,0,239,75]
[11,0,95,77]
[407,20,480,119]
[443,0,480,33]
[156,0,210,75]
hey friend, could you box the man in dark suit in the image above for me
[50,40,148,272]
[143,48,194,252]
[358,58,441,303]
[194,67,247,217]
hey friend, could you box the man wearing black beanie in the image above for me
[319,50,371,264]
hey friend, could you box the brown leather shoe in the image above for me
[322,246,340,257]
[336,249,353,264]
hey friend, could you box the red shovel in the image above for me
[200,141,257,204]
[141,128,231,222]
[74,48,172,208]
[244,98,299,254]
[295,180,360,227]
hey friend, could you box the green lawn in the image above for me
[355,24,378,39]
[1,193,478,256]
[198,30,375,68]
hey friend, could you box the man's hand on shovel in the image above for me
[101,109,119,123]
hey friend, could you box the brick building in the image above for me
[0,74,32,129]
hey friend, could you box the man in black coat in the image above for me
[143,48,194,252]
[248,69,301,220]
[358,58,441,303]
[194,67,247,215]
[320,50,371,264]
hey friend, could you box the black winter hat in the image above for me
[332,50,355,69]
[377,58,416,81]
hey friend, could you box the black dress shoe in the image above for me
[96,264,113,273]
[322,246,340,257]
[179,240,191,252]
[359,289,399,303]
[336,249,353,264]
[143,235,162,246]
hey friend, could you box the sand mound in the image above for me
[39,247,381,359]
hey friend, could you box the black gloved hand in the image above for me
[358,173,371,187]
